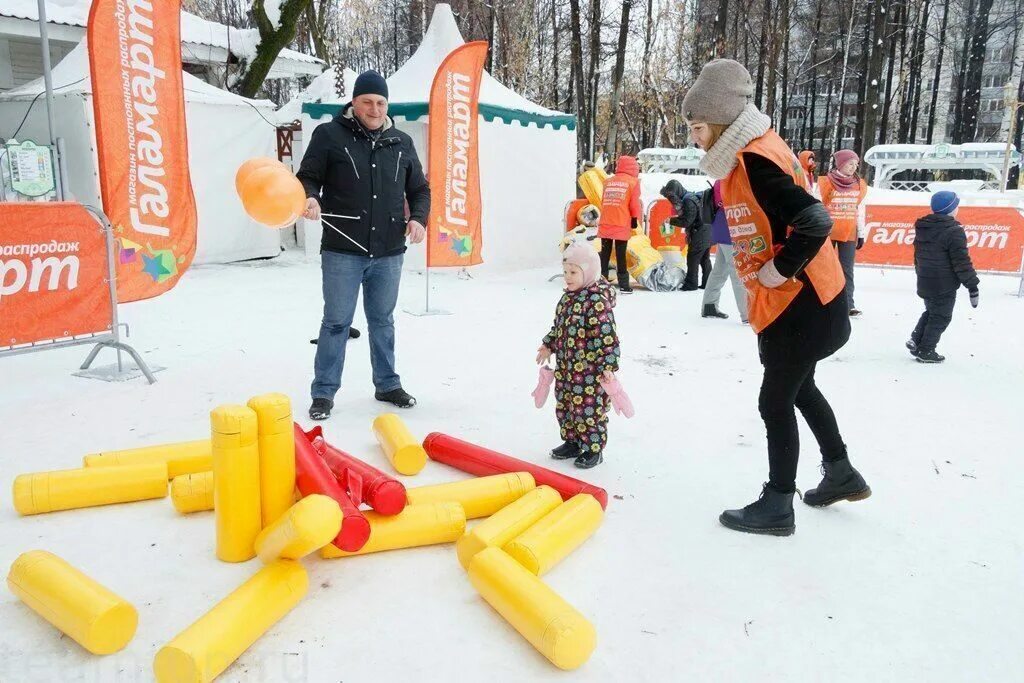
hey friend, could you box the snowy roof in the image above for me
[0,38,274,108]
[637,147,705,172]
[302,4,574,130]
[276,66,357,124]
[864,143,1020,164]
[0,0,323,73]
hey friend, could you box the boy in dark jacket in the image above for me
[907,191,980,363]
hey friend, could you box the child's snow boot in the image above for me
[905,339,918,356]
[803,458,871,507]
[309,398,333,421]
[719,484,795,536]
[551,441,581,460]
[574,449,603,469]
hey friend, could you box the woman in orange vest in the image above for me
[683,59,871,536]
[818,150,868,316]
[597,155,643,294]
[798,150,817,191]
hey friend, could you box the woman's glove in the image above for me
[756,259,789,288]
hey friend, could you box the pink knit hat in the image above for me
[833,149,859,169]
[562,242,601,287]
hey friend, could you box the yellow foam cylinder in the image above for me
[456,485,563,570]
[153,560,308,683]
[254,494,342,563]
[170,471,214,514]
[321,502,465,558]
[211,405,261,563]
[13,462,168,516]
[407,472,536,519]
[504,494,604,576]
[372,413,427,476]
[247,393,296,527]
[83,439,211,479]
[468,547,596,670]
[7,550,138,655]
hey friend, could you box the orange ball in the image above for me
[235,157,286,198]
[239,166,306,229]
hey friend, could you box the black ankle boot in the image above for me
[702,304,729,319]
[803,458,871,507]
[551,441,580,460]
[617,274,633,294]
[720,484,795,536]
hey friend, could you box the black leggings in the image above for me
[599,239,628,280]
[759,360,847,492]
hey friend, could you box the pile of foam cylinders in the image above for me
[7,406,610,674]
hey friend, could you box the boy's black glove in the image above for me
[856,237,865,250]
[969,288,979,308]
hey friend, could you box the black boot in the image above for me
[618,273,633,294]
[681,282,699,291]
[702,304,729,319]
[309,398,333,421]
[803,458,871,507]
[916,348,945,363]
[574,449,603,469]
[905,339,918,356]
[719,484,795,536]
[551,441,581,460]
[375,387,417,408]
[309,327,360,344]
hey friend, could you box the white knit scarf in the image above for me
[698,104,773,180]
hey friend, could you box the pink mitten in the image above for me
[600,376,635,418]
[532,366,555,408]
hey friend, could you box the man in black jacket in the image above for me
[907,191,980,363]
[297,70,431,419]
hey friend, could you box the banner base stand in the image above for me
[403,307,452,317]
[78,341,159,384]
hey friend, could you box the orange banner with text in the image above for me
[88,0,197,302]
[0,203,113,347]
[427,41,488,267]
[862,205,1024,273]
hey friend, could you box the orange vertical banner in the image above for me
[427,41,488,267]
[87,0,197,302]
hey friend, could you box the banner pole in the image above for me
[36,0,63,200]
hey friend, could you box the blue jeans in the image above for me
[311,251,403,401]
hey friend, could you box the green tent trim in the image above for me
[302,101,576,131]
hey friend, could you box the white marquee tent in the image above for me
[298,3,577,270]
[0,39,282,265]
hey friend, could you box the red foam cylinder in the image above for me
[302,427,407,516]
[292,423,370,551]
[421,433,608,510]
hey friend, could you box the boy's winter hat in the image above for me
[353,70,389,100]
[931,190,960,215]
[682,59,754,125]
[563,242,601,288]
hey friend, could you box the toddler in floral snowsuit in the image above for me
[537,243,621,469]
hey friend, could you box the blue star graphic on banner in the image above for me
[142,253,170,281]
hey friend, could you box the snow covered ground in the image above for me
[1,251,1022,682]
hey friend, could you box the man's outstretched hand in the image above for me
[302,197,321,221]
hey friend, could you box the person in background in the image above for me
[682,58,870,537]
[798,150,817,191]
[906,191,980,364]
[297,70,430,420]
[700,180,748,322]
[598,156,643,294]
[659,180,711,291]
[818,150,868,317]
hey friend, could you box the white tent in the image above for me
[298,3,577,270]
[0,39,282,265]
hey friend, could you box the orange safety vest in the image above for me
[818,176,867,243]
[721,130,846,334]
[598,174,641,242]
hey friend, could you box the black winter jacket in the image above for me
[297,106,430,258]
[661,181,711,254]
[913,213,980,297]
